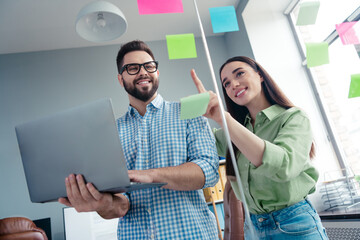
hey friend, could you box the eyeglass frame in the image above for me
[120,61,159,75]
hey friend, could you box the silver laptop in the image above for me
[15,98,166,203]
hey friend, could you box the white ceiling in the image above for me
[0,0,240,55]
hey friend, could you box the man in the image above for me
[58,40,220,239]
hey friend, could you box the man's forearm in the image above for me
[153,162,205,191]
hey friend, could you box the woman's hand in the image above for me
[190,69,224,125]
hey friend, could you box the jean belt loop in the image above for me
[269,212,277,230]
[305,198,314,210]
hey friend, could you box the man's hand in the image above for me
[58,174,129,219]
[128,162,205,191]
[128,169,156,184]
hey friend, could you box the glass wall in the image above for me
[286,0,360,216]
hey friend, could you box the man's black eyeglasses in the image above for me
[120,61,159,75]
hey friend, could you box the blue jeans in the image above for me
[244,199,329,240]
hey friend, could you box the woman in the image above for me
[191,56,328,240]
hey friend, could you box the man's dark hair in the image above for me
[116,40,155,74]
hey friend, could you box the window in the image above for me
[285,0,360,215]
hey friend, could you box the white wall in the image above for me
[242,0,336,210]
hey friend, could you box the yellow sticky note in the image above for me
[180,92,210,120]
[348,74,360,98]
[306,42,329,67]
[166,34,197,60]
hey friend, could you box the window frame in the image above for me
[284,0,360,172]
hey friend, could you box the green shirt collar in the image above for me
[245,104,287,125]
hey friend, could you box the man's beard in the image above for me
[123,75,159,102]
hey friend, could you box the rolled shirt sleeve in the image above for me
[254,113,313,182]
[187,116,219,189]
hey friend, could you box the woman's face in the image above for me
[220,61,264,108]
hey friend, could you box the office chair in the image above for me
[223,180,245,240]
[0,217,48,240]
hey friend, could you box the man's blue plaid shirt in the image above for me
[116,94,219,239]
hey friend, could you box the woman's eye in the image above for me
[236,72,244,77]
[223,82,230,88]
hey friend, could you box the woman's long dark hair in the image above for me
[219,56,315,176]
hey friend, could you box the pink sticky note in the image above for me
[137,0,183,15]
[335,21,360,45]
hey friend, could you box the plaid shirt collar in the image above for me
[127,94,163,118]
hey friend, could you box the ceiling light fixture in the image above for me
[76,1,128,42]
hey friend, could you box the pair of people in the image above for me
[59,40,328,239]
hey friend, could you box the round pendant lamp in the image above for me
[76,1,128,42]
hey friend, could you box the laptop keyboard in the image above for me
[326,228,360,240]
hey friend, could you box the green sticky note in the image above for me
[306,42,329,67]
[296,1,320,26]
[348,74,360,98]
[180,92,210,120]
[166,34,197,59]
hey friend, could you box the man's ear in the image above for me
[117,74,124,87]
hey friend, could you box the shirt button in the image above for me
[148,208,151,213]
[151,234,155,239]
[258,218,264,222]
[146,160,149,163]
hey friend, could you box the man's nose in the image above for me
[138,65,148,75]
